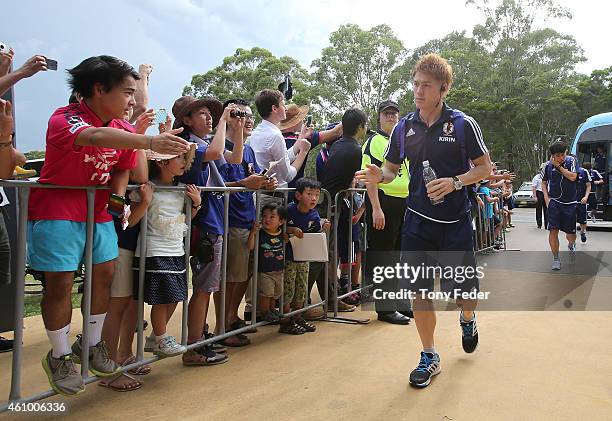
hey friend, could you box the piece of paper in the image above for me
[289,232,329,262]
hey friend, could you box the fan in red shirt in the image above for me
[26,55,189,396]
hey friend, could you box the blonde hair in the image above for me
[412,53,453,91]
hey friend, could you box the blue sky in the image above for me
[4,0,610,152]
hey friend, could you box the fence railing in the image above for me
[0,180,506,410]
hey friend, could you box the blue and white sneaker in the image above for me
[580,231,587,243]
[552,258,561,271]
[568,243,576,264]
[460,312,479,353]
[409,352,441,388]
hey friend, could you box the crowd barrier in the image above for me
[0,180,505,410]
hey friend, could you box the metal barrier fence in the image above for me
[0,180,507,410]
[474,191,507,254]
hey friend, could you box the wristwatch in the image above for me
[192,204,202,211]
[452,176,463,190]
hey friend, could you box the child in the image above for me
[248,203,288,323]
[132,145,198,357]
[282,178,331,334]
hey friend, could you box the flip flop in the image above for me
[98,373,142,392]
[121,355,151,376]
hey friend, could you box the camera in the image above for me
[278,74,293,101]
[230,109,248,118]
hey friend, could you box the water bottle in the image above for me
[423,160,444,205]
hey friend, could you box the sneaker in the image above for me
[551,258,561,271]
[460,312,479,353]
[259,311,281,323]
[144,334,156,353]
[41,351,85,396]
[153,336,186,357]
[204,332,228,353]
[591,214,597,223]
[0,336,13,353]
[409,352,441,388]
[182,345,228,366]
[580,231,587,243]
[568,243,576,264]
[71,335,120,377]
[12,166,37,179]
[304,306,325,321]
[342,291,361,306]
[337,300,356,312]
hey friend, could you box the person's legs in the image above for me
[187,290,211,344]
[42,272,75,351]
[102,296,131,362]
[536,192,543,228]
[549,230,560,255]
[116,300,139,362]
[412,298,436,349]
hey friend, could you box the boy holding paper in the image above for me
[281,178,331,335]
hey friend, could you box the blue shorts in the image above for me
[27,220,118,272]
[576,203,587,225]
[547,201,576,234]
[400,211,479,294]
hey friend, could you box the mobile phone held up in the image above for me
[155,108,168,124]
[0,42,8,54]
[306,115,313,127]
[45,58,58,71]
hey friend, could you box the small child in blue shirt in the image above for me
[282,178,330,335]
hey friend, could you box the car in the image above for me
[512,181,536,207]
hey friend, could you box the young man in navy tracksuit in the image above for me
[356,53,492,388]
[541,141,578,270]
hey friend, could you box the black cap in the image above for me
[378,99,399,113]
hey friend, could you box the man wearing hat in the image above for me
[361,100,412,324]
[278,104,343,189]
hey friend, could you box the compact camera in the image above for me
[230,109,248,118]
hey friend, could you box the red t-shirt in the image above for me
[28,102,137,223]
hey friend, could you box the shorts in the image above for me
[27,220,118,272]
[284,261,309,304]
[258,271,283,299]
[227,227,251,283]
[111,248,134,298]
[400,211,479,294]
[191,233,222,293]
[133,255,187,305]
[547,201,576,234]
[0,210,10,285]
[493,214,502,227]
[576,203,587,225]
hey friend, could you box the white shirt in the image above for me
[134,185,188,258]
[532,174,543,192]
[249,119,297,187]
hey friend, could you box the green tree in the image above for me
[311,24,410,127]
[183,47,314,110]
[24,150,45,160]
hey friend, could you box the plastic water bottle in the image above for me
[423,160,444,205]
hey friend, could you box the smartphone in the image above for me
[45,58,58,71]
[0,42,8,54]
[259,168,269,176]
[107,194,126,217]
[155,108,168,124]
[306,115,313,127]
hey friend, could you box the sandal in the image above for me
[295,318,316,333]
[98,372,142,392]
[278,320,306,335]
[220,334,250,347]
[230,319,258,334]
[182,346,229,366]
[121,355,151,376]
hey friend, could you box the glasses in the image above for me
[244,114,254,121]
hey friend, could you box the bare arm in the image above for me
[130,64,153,122]
[74,126,189,155]
[0,55,47,96]
[130,150,148,184]
[0,99,15,178]
[127,183,153,227]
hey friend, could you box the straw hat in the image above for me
[146,143,196,171]
[172,95,223,130]
[278,104,309,131]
